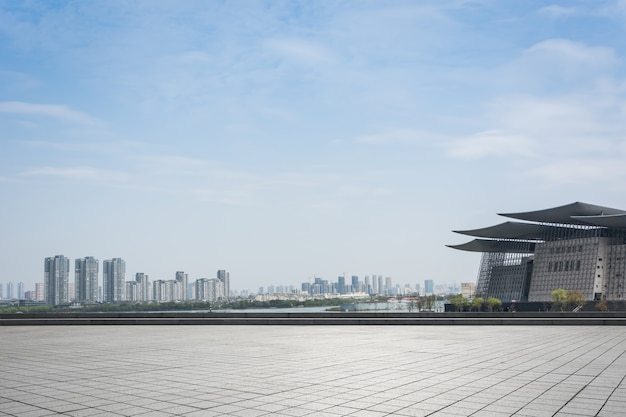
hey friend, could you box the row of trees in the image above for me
[448,295,503,312]
[450,289,590,312]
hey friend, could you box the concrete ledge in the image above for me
[2,312,626,325]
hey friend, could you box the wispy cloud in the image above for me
[354,129,444,146]
[0,101,100,124]
[538,5,580,17]
[264,38,333,64]
[524,39,615,68]
[527,159,626,187]
[446,130,535,159]
[20,166,128,182]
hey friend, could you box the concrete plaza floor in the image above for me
[1,326,625,417]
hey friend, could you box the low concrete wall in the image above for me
[2,311,626,326]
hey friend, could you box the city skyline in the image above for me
[0,255,454,301]
[4,2,626,292]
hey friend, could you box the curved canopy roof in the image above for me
[446,239,536,253]
[453,221,571,240]
[499,201,626,225]
[571,213,626,229]
[448,202,626,253]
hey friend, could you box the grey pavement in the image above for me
[1,325,625,417]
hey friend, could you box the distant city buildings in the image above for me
[0,254,460,306]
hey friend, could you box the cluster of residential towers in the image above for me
[43,255,230,306]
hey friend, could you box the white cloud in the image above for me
[444,35,626,175]
[0,101,100,124]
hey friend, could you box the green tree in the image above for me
[470,297,484,312]
[450,294,468,312]
[567,290,586,310]
[486,297,502,312]
[551,288,568,311]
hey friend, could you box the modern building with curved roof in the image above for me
[448,202,626,303]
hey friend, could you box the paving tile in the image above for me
[1,326,626,417]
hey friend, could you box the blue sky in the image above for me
[3,0,626,293]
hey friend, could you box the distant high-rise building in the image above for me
[194,278,220,302]
[377,275,384,295]
[209,278,221,302]
[0,282,3,299]
[425,279,434,295]
[103,258,126,302]
[75,257,99,303]
[176,271,188,301]
[187,283,194,300]
[385,277,392,295]
[364,276,371,294]
[35,283,44,301]
[337,276,346,294]
[217,270,229,299]
[372,274,378,294]
[195,278,209,301]
[152,279,165,302]
[151,279,183,302]
[45,255,70,305]
[351,276,359,293]
[17,282,24,299]
[126,281,139,302]
[461,282,476,298]
[6,282,14,299]
[135,273,150,302]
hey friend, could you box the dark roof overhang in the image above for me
[446,239,536,253]
[453,221,571,240]
[498,201,626,225]
[571,213,626,229]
